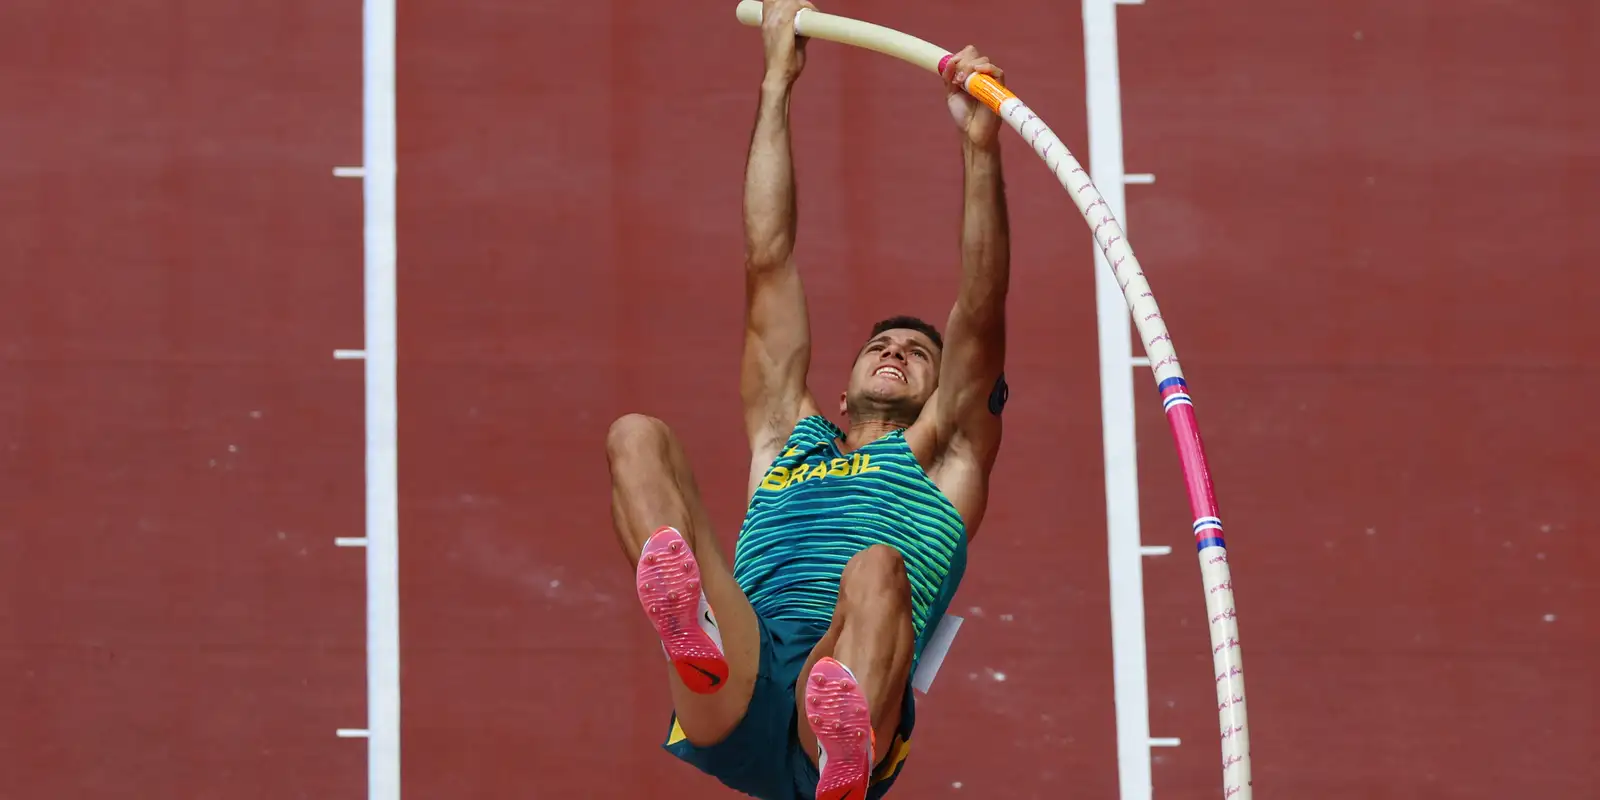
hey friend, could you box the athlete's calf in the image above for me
[798,544,917,798]
[605,413,762,745]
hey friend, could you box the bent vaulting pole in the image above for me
[734,3,1252,798]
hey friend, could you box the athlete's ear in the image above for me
[838,391,848,417]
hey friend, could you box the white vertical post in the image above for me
[1083,1,1153,799]
[362,0,401,797]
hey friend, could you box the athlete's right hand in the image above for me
[760,0,815,87]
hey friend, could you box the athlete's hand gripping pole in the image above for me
[734,3,1253,799]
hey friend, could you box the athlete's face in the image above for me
[841,328,941,420]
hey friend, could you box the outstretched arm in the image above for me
[741,0,821,466]
[927,49,1011,464]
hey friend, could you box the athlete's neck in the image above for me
[839,419,906,453]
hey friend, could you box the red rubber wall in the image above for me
[1,1,367,797]
[4,0,1594,797]
[1116,1,1599,796]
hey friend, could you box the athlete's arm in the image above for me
[742,0,821,474]
[923,49,1011,468]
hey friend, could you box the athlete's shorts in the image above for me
[662,614,917,800]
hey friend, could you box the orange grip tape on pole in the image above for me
[945,58,1017,114]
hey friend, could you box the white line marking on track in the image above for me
[363,1,402,794]
[336,538,369,547]
[1125,173,1156,184]
[334,349,366,360]
[337,729,370,738]
[333,166,366,178]
[1150,737,1181,747]
[1140,546,1172,556]
[1084,1,1154,795]
[1131,356,1151,367]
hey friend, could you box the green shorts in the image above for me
[662,615,917,800]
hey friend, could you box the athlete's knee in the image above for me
[840,545,912,609]
[606,413,673,467]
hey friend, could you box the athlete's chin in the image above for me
[857,390,926,418]
[861,385,910,403]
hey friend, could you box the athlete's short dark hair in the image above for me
[867,315,943,351]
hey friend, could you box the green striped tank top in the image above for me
[732,415,969,661]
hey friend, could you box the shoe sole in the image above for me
[806,657,874,800]
[636,527,727,694]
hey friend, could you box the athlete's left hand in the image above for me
[941,46,1004,149]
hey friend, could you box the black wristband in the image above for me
[987,372,1010,416]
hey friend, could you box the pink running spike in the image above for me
[805,657,874,800]
[636,527,726,694]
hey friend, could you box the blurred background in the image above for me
[2,0,1595,798]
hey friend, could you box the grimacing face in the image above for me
[839,328,942,420]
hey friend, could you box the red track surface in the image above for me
[4,1,1595,798]
[2,1,367,797]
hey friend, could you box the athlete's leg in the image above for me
[795,545,916,786]
[606,413,761,746]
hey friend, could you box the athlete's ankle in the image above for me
[647,524,701,552]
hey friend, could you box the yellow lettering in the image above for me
[761,466,789,491]
[763,454,883,492]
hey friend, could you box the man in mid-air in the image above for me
[604,1,1011,797]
